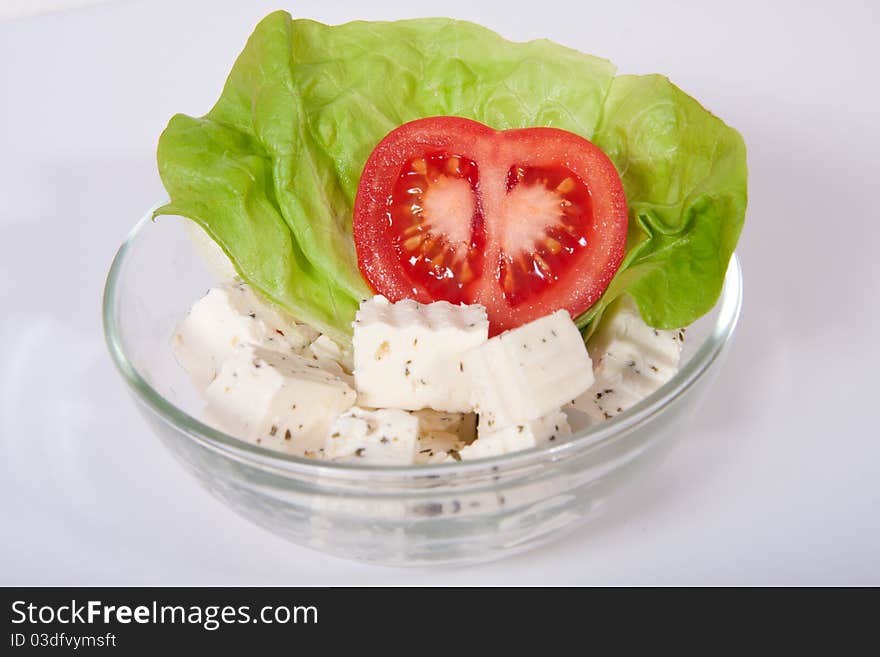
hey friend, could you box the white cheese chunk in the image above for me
[587,295,682,371]
[415,430,467,464]
[309,334,354,373]
[203,344,356,457]
[352,296,489,412]
[306,355,352,383]
[412,409,477,443]
[173,282,315,392]
[571,296,682,420]
[460,410,571,460]
[325,407,419,465]
[464,309,593,428]
[300,341,354,386]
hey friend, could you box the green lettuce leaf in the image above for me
[282,16,616,205]
[580,74,748,334]
[156,10,746,340]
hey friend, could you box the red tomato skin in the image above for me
[353,116,628,334]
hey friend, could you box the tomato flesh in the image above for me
[498,163,593,307]
[390,152,484,304]
[354,117,628,334]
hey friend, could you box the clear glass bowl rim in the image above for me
[102,209,743,482]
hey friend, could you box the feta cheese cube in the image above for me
[412,409,477,443]
[203,344,355,457]
[415,430,467,464]
[464,309,593,428]
[309,334,354,373]
[173,282,315,391]
[352,296,488,412]
[571,352,677,421]
[325,407,419,465]
[571,296,682,420]
[459,410,571,460]
[587,296,681,372]
[303,334,355,385]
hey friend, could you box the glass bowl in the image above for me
[103,207,742,566]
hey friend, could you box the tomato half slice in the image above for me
[353,117,628,334]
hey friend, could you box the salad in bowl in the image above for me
[105,10,746,564]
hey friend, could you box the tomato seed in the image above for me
[403,235,423,251]
[556,177,575,193]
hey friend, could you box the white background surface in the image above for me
[1,0,878,585]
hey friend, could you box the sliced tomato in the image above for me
[353,117,628,334]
